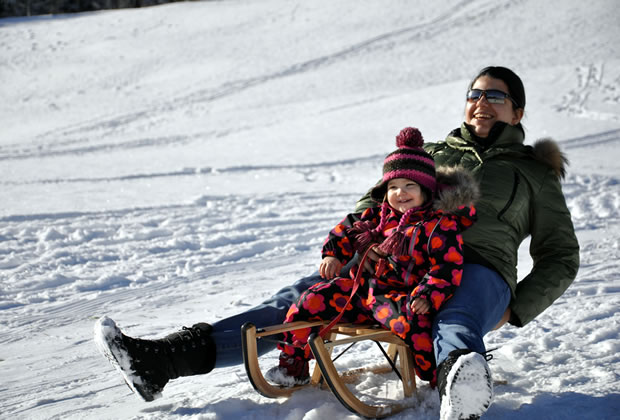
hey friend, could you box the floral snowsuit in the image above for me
[279,203,476,384]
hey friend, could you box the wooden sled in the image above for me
[241,321,418,418]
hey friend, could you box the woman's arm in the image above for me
[510,170,580,326]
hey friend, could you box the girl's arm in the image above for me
[321,207,380,265]
[411,214,467,311]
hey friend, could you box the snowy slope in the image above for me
[1,0,619,419]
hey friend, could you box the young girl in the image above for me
[265,127,479,387]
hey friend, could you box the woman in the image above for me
[95,66,579,420]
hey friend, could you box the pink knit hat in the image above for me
[370,127,436,202]
[350,127,436,257]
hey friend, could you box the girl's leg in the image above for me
[280,276,366,359]
[407,314,437,384]
[267,277,370,384]
[373,299,436,383]
[432,263,511,365]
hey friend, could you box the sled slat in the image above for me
[254,320,328,337]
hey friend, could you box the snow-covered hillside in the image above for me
[1,0,619,419]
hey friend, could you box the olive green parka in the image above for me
[356,123,579,327]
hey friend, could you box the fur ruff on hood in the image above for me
[348,166,479,258]
[532,138,568,179]
[433,166,480,213]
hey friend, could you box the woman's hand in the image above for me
[319,256,343,280]
[410,297,430,314]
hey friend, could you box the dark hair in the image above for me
[470,66,526,109]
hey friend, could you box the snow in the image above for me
[1,0,619,418]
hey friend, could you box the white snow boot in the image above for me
[438,349,493,420]
[94,316,216,401]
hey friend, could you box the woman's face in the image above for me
[386,178,426,213]
[465,75,524,138]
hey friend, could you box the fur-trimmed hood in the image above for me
[532,138,568,179]
[432,166,480,213]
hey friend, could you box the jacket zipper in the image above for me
[497,170,520,220]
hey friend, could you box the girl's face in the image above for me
[386,178,426,213]
[465,75,524,138]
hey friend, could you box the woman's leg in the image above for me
[210,272,323,368]
[432,263,511,365]
[211,256,362,368]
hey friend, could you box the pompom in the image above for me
[378,230,408,257]
[396,127,424,148]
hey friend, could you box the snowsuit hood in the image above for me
[433,166,480,214]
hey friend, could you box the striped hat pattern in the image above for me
[370,127,436,202]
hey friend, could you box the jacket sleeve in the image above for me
[510,169,580,326]
[411,215,466,311]
[321,208,379,265]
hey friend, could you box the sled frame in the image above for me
[241,321,417,418]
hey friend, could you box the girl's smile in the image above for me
[386,178,426,213]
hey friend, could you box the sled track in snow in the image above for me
[0,154,385,186]
[561,128,620,149]
[0,0,523,158]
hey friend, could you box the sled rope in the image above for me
[315,246,375,339]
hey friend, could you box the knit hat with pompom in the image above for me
[370,127,436,202]
[347,127,437,257]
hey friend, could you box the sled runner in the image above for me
[241,321,418,418]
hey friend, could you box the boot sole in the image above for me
[94,316,160,402]
[440,352,493,420]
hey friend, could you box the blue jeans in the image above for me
[433,264,511,365]
[211,272,322,368]
[211,263,510,369]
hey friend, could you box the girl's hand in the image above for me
[320,256,343,280]
[362,246,386,274]
[410,297,430,314]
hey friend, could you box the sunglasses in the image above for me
[467,89,519,106]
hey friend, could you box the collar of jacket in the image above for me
[445,122,527,163]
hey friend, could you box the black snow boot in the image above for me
[437,349,493,420]
[94,316,216,401]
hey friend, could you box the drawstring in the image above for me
[482,347,497,362]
